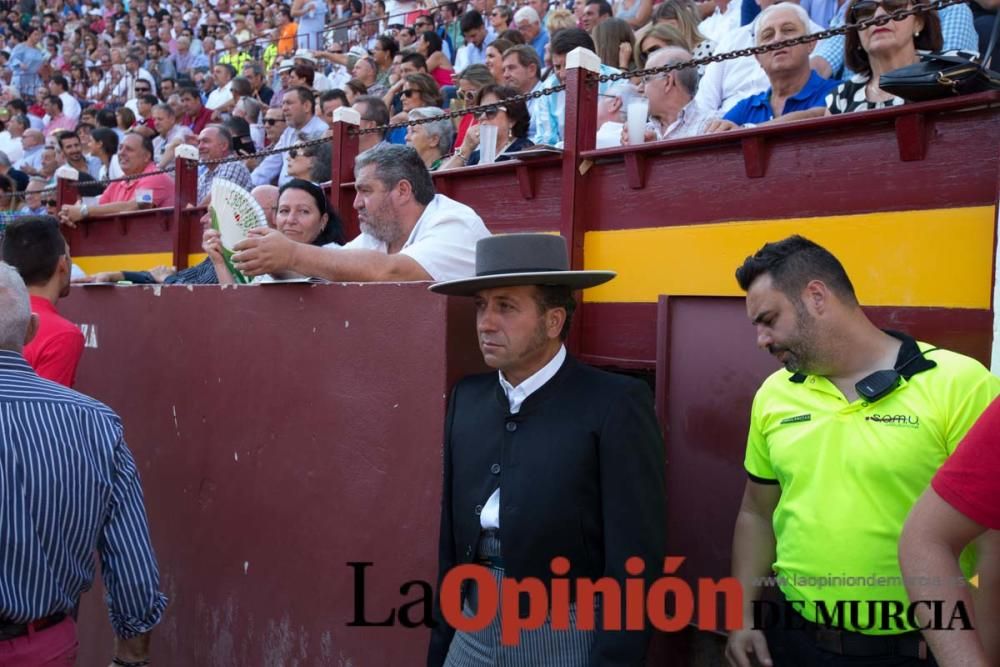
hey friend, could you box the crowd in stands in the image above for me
[0,0,994,284]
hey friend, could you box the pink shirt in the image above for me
[44,114,75,137]
[99,162,176,208]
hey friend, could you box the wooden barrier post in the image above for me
[55,167,80,208]
[330,107,361,240]
[171,147,200,271]
[559,47,601,354]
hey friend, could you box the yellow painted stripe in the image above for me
[583,207,995,308]
[75,254,209,276]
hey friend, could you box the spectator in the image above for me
[151,102,189,167]
[235,97,267,149]
[1,216,82,386]
[388,72,443,143]
[37,146,59,187]
[501,45,552,144]
[88,127,121,181]
[319,89,350,127]
[638,24,694,67]
[0,114,27,164]
[582,0,614,31]
[251,86,328,186]
[197,124,253,206]
[614,0,653,28]
[169,36,203,77]
[827,0,943,113]
[14,129,45,176]
[352,56,389,98]
[294,51,334,91]
[515,6,550,60]
[593,17,640,70]
[206,63,236,111]
[242,61,275,105]
[19,176,49,215]
[270,60,296,109]
[490,5,514,33]
[53,130,103,197]
[417,31,456,89]
[700,0,741,43]
[276,6,299,57]
[499,28,528,44]
[353,95,390,153]
[442,84,533,167]
[179,86,214,135]
[116,106,137,133]
[289,64,317,91]
[595,79,641,147]
[371,37,399,89]
[345,78,369,104]
[230,143,490,282]
[42,95,75,137]
[218,36,252,75]
[900,396,1000,667]
[59,133,175,225]
[0,262,165,667]
[546,8,579,35]
[406,106,455,170]
[454,10,496,72]
[453,63,496,145]
[706,4,839,130]
[0,149,29,193]
[8,27,44,96]
[46,74,81,121]
[284,142,325,181]
[293,0,328,51]
[653,0,716,70]
[625,47,715,142]
[205,178,343,283]
[263,106,288,148]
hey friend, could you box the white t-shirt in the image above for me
[206,81,234,111]
[334,194,490,281]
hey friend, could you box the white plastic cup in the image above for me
[136,188,154,207]
[627,100,649,145]
[479,124,499,165]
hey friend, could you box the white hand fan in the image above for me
[209,178,268,284]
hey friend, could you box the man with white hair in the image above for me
[514,6,549,60]
[706,4,839,131]
[595,80,640,148]
[0,260,166,666]
[624,47,715,143]
[695,0,821,115]
[14,128,45,175]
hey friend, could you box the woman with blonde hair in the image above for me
[652,0,715,70]
[637,24,692,68]
[545,8,577,35]
[593,18,640,70]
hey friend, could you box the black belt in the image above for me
[806,620,928,658]
[0,613,67,641]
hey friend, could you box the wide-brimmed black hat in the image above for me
[429,234,616,296]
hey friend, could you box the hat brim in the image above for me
[429,270,616,296]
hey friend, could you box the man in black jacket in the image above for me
[428,234,667,667]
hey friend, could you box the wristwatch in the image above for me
[80,204,89,219]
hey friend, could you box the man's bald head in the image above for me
[22,129,44,148]
[251,185,280,228]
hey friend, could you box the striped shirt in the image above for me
[0,350,166,636]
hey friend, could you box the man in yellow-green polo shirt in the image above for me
[724,235,1000,667]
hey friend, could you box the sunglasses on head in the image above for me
[476,105,507,120]
[264,117,284,125]
[850,0,910,22]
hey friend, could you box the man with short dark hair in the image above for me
[352,95,390,153]
[319,89,350,126]
[179,86,213,134]
[232,144,490,282]
[582,0,613,31]
[426,233,667,667]
[242,61,274,105]
[454,10,495,71]
[0,260,166,667]
[726,235,999,667]
[46,74,80,121]
[207,63,236,111]
[251,86,328,186]
[1,216,81,386]
[501,45,551,144]
[42,95,74,137]
[53,131,103,197]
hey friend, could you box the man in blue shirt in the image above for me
[707,3,840,131]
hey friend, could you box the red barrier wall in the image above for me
[61,283,485,666]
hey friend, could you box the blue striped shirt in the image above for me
[0,350,166,637]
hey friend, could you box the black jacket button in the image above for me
[474,504,483,515]
[505,422,517,432]
[490,463,501,474]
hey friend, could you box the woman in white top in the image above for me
[292,0,328,51]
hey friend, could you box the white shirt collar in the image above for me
[498,344,566,414]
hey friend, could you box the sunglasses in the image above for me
[401,89,418,98]
[641,48,658,60]
[459,90,477,101]
[43,199,58,206]
[288,148,314,158]
[264,117,285,125]
[476,105,507,120]
[850,0,909,22]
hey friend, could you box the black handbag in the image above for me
[880,10,1000,102]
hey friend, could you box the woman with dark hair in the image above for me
[417,30,455,88]
[484,38,513,83]
[345,79,368,104]
[204,178,344,284]
[88,127,120,180]
[441,84,533,168]
[288,64,316,89]
[828,0,944,113]
[116,106,136,132]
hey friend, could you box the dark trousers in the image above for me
[765,625,939,667]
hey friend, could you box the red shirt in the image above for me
[23,295,85,388]
[182,106,214,135]
[99,162,176,208]
[932,397,1000,530]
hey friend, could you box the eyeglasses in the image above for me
[850,0,910,22]
[264,117,285,125]
[476,105,507,120]
[640,72,668,86]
